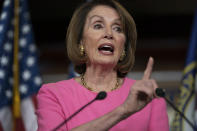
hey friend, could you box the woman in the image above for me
[36,0,169,130]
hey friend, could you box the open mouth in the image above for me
[98,44,114,53]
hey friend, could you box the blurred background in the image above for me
[0,0,197,130]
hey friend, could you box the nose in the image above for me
[104,27,113,39]
[104,34,113,39]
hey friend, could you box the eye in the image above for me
[93,24,103,29]
[113,26,122,33]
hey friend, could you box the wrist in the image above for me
[120,104,136,119]
[116,105,132,120]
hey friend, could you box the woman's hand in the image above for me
[122,57,158,116]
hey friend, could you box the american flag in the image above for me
[0,0,42,130]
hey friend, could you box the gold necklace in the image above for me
[81,74,120,91]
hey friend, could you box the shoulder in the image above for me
[37,79,76,100]
[36,79,75,130]
[39,78,74,91]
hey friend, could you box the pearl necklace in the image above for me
[81,74,120,91]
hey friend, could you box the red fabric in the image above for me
[14,118,25,131]
[0,123,3,131]
[32,95,38,109]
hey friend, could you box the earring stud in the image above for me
[120,50,126,61]
[80,44,85,56]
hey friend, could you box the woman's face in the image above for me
[81,5,126,67]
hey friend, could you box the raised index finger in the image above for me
[142,57,154,80]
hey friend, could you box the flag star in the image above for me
[20,84,28,94]
[4,0,11,7]
[4,42,12,52]
[19,38,27,47]
[27,56,35,67]
[34,76,42,86]
[22,25,30,34]
[0,25,4,32]
[5,90,12,98]
[1,12,7,20]
[22,70,31,80]
[29,44,36,52]
[0,70,5,79]
[1,56,8,66]
[7,30,13,38]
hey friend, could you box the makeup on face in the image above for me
[82,5,126,65]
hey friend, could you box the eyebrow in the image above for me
[88,15,121,23]
[88,15,104,24]
[113,18,121,24]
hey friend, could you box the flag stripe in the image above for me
[0,106,13,131]
[0,97,37,131]
[21,98,37,131]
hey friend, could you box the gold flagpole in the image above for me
[13,0,21,130]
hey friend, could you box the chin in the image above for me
[94,58,118,66]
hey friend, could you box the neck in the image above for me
[82,63,121,92]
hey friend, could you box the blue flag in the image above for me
[0,0,42,108]
[172,8,197,131]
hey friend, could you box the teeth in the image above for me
[103,45,112,48]
[98,45,114,52]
